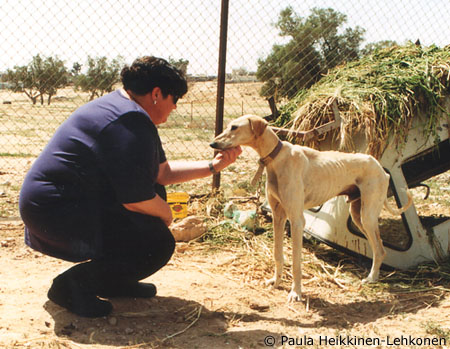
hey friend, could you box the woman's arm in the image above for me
[156,146,242,185]
[123,147,241,226]
[123,195,173,227]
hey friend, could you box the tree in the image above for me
[31,55,69,105]
[257,7,365,99]
[3,54,68,105]
[232,67,248,76]
[168,57,189,75]
[75,56,123,101]
[4,65,41,104]
[71,62,82,76]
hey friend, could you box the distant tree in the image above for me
[68,62,82,84]
[257,7,365,99]
[3,54,68,105]
[71,62,82,76]
[232,67,249,76]
[4,65,40,104]
[75,56,123,101]
[32,55,69,105]
[168,57,189,75]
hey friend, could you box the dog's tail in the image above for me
[383,189,413,215]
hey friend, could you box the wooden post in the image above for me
[212,0,229,190]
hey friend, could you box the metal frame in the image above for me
[302,108,449,269]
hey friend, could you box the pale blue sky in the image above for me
[1,0,449,75]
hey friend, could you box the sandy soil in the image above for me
[1,217,449,349]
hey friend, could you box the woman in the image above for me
[19,56,241,317]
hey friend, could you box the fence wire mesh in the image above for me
[1,0,450,218]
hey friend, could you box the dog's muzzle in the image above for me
[209,142,221,149]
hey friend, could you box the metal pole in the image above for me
[212,0,229,190]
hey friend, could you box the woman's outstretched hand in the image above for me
[212,146,242,172]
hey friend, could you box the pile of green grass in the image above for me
[276,43,450,158]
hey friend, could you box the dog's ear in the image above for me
[248,116,268,137]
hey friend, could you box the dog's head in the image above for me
[210,115,268,150]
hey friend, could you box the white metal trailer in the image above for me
[273,98,450,270]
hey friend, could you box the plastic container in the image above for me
[167,192,190,218]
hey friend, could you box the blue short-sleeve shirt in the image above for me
[19,90,166,260]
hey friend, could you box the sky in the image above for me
[1,0,450,75]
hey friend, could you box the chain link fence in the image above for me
[1,0,449,218]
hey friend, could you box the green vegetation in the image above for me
[257,6,366,100]
[74,56,124,101]
[1,55,191,105]
[3,54,68,105]
[275,43,450,158]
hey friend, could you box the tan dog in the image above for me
[210,115,413,302]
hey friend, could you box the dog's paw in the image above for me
[362,270,380,284]
[287,290,301,302]
[362,276,377,284]
[265,277,280,288]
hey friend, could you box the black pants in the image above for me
[58,216,175,292]
[55,185,175,292]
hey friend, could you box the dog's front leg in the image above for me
[287,212,305,302]
[265,200,286,289]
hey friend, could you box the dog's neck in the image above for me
[249,127,282,186]
[254,127,282,162]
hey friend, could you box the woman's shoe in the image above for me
[48,274,112,318]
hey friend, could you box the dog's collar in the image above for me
[251,140,283,186]
[259,140,283,166]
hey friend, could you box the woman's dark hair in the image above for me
[120,56,188,99]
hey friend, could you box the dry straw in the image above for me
[276,43,450,158]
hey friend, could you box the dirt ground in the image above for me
[1,160,449,349]
[1,214,450,349]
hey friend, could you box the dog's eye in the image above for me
[230,125,238,131]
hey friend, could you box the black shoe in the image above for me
[98,282,157,298]
[48,275,112,318]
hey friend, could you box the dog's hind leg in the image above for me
[350,199,376,281]
[358,197,386,283]
[349,199,364,236]
[265,198,287,289]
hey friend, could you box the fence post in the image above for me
[212,0,229,190]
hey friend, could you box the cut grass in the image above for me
[276,43,450,158]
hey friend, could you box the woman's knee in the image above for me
[151,228,175,265]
